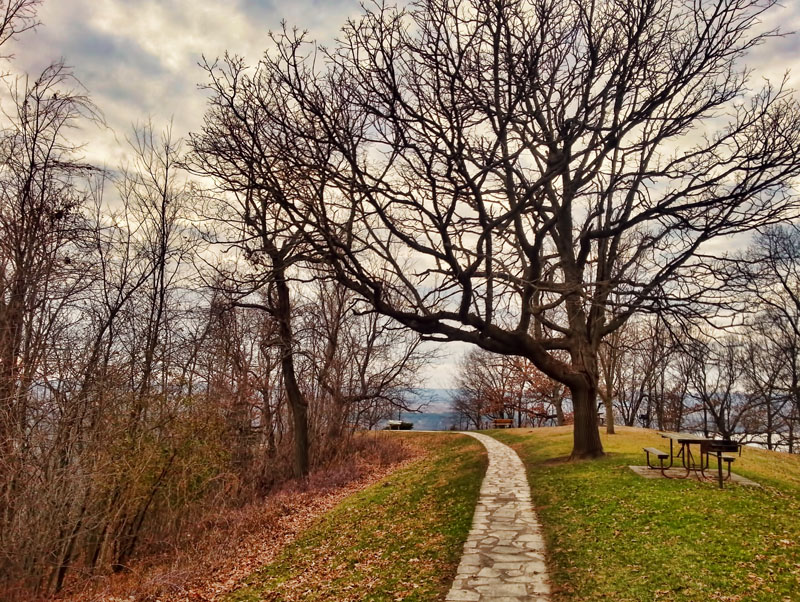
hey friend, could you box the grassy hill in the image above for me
[225,433,487,602]
[491,426,800,602]
[219,427,800,601]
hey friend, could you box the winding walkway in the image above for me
[446,432,551,602]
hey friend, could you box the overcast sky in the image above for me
[13,0,800,165]
[7,0,800,389]
[6,0,367,168]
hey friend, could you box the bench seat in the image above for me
[643,447,670,474]
[643,447,669,459]
[704,451,736,463]
[705,451,736,482]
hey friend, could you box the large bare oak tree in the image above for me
[204,0,800,458]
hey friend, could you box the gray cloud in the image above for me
[68,23,166,77]
[0,0,371,213]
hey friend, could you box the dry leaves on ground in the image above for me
[58,438,423,602]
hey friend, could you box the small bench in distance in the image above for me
[492,418,514,429]
[643,446,670,476]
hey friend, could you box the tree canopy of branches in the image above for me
[202,0,800,457]
[0,60,98,463]
[732,225,800,449]
[188,49,434,476]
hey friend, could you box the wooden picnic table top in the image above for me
[658,431,712,443]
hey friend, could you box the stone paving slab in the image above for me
[628,465,760,487]
[446,432,551,602]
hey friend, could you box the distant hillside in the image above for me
[383,388,461,431]
[394,411,459,431]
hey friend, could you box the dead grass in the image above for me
[54,433,419,602]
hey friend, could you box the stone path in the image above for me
[446,432,551,602]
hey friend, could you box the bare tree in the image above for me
[188,55,326,477]
[0,0,38,61]
[602,316,674,430]
[597,329,621,435]
[0,60,108,596]
[732,225,800,450]
[681,334,757,440]
[208,0,800,458]
[100,123,195,573]
[0,61,97,475]
[453,348,520,428]
[453,347,564,428]
[737,321,787,448]
[303,278,430,445]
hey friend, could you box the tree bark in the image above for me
[553,396,565,426]
[289,398,310,477]
[569,381,604,459]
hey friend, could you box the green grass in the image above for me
[225,432,487,602]
[490,426,800,602]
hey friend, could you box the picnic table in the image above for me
[644,432,741,488]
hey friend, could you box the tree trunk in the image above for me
[766,402,773,451]
[273,270,310,478]
[553,396,565,426]
[290,399,310,475]
[53,499,87,594]
[0,297,24,463]
[324,395,348,457]
[601,392,616,435]
[261,388,277,458]
[569,381,604,459]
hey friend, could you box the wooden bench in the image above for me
[643,447,670,475]
[492,418,514,429]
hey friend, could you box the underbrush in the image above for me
[51,432,416,602]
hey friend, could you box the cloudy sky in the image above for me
[6,0,800,389]
[6,0,368,168]
[13,0,800,165]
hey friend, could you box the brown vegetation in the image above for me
[0,3,430,598]
[52,434,418,602]
[452,349,568,429]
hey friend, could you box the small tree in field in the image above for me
[453,348,565,428]
[204,0,800,458]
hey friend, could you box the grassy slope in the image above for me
[226,432,487,602]
[490,426,800,602]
